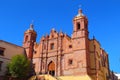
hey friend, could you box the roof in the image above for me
[0,40,24,49]
[74,9,87,20]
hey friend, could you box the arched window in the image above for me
[50,43,54,50]
[25,36,28,42]
[77,23,80,30]
[68,59,73,65]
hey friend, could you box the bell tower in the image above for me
[23,24,37,60]
[72,9,90,75]
[72,9,88,38]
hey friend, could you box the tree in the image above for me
[7,54,30,79]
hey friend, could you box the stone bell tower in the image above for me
[72,9,90,74]
[72,9,88,38]
[23,24,37,60]
[72,9,89,51]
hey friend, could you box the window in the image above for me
[0,61,3,71]
[68,59,73,65]
[34,50,37,54]
[69,45,72,48]
[50,43,54,50]
[77,23,80,30]
[25,35,28,42]
[0,47,5,56]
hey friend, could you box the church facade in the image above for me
[23,9,110,80]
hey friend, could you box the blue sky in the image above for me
[0,0,120,73]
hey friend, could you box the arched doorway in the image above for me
[48,61,55,76]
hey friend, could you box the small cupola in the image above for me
[25,24,37,35]
[29,24,34,30]
[74,9,87,20]
[72,9,88,33]
[76,9,84,17]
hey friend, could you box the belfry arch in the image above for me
[48,61,55,76]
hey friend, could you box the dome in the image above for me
[74,9,87,20]
[76,9,84,17]
[25,24,37,34]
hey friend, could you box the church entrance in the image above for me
[48,61,55,76]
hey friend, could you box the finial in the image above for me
[46,33,49,37]
[76,4,84,17]
[60,29,62,33]
[29,20,34,30]
[52,28,55,31]
[78,9,82,14]
[29,24,34,30]
[78,4,82,14]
